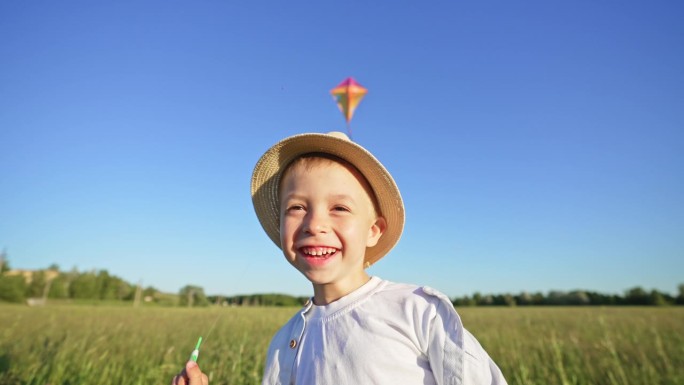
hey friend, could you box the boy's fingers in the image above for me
[185,361,208,385]
[171,373,186,385]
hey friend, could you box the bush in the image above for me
[0,275,27,303]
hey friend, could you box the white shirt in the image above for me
[262,276,507,385]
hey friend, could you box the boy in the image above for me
[173,131,507,385]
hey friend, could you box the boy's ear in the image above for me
[366,217,387,247]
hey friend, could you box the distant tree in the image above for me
[473,291,484,306]
[48,263,60,271]
[650,290,671,306]
[625,287,650,305]
[179,285,209,307]
[94,270,108,299]
[70,272,98,299]
[62,267,79,296]
[0,275,26,303]
[118,280,135,300]
[452,295,476,307]
[531,292,544,305]
[472,292,482,306]
[143,286,158,297]
[48,273,70,299]
[96,270,122,300]
[246,294,300,306]
[516,292,533,306]
[26,270,47,298]
[0,250,9,274]
[546,291,567,305]
[142,286,159,302]
[491,294,505,306]
[586,291,614,305]
[566,290,591,305]
[677,284,684,305]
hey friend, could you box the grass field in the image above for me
[1,304,682,385]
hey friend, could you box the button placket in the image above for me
[291,302,311,349]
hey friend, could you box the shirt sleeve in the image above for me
[422,287,508,385]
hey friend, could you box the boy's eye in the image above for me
[287,204,305,212]
[332,205,350,212]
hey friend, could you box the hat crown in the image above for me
[326,131,350,141]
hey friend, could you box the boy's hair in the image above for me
[279,152,381,217]
[251,132,404,267]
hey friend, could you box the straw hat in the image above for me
[251,132,404,267]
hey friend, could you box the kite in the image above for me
[330,77,368,137]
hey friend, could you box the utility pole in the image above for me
[42,275,54,305]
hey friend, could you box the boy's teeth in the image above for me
[303,247,337,256]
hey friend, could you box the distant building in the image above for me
[5,269,59,283]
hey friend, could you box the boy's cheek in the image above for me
[280,245,297,264]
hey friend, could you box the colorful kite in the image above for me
[330,77,368,137]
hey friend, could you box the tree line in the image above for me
[207,293,310,307]
[0,264,158,304]
[1,258,682,307]
[451,286,684,307]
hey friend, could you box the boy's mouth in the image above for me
[299,246,339,258]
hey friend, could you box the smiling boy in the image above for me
[251,132,507,384]
[172,131,506,385]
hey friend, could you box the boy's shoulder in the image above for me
[374,278,455,311]
[377,278,450,298]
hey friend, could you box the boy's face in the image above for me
[279,158,386,293]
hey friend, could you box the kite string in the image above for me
[203,309,222,341]
[201,258,254,343]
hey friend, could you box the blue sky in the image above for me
[1,1,682,297]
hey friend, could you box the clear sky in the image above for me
[1,1,682,298]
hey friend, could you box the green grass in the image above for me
[1,304,682,384]
[459,307,684,385]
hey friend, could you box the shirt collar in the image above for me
[306,276,384,320]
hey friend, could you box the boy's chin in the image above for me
[300,270,333,284]
[298,269,348,288]
[299,269,367,287]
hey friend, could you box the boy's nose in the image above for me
[303,212,329,234]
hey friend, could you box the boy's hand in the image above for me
[171,361,208,385]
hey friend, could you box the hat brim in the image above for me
[251,132,404,266]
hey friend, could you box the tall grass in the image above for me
[1,304,682,384]
[459,307,684,385]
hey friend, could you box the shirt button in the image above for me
[289,339,297,349]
